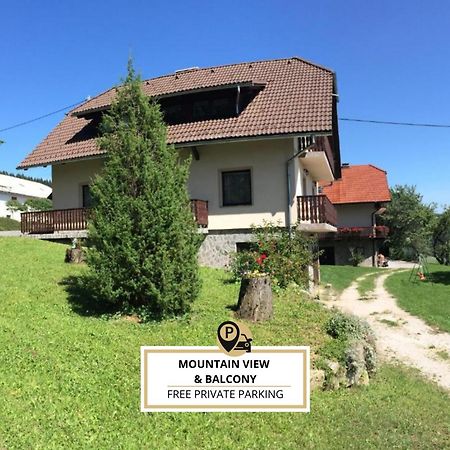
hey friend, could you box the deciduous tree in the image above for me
[433,207,450,265]
[382,185,436,260]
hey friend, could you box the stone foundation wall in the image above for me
[198,230,253,268]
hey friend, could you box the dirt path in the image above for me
[332,271,450,391]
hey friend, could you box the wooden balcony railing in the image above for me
[21,208,90,234]
[297,195,337,226]
[190,199,208,227]
[21,200,209,234]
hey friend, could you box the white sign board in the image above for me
[141,346,310,412]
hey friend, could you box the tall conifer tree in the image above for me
[85,61,200,318]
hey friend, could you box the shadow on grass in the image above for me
[225,303,238,312]
[60,275,119,317]
[429,271,450,286]
[222,277,239,286]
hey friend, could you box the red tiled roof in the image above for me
[320,165,391,204]
[18,57,336,169]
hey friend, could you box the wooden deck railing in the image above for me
[21,208,90,234]
[21,200,209,234]
[297,195,337,226]
[190,199,208,227]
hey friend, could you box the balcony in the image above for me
[297,195,337,233]
[337,226,389,239]
[299,136,335,182]
[21,200,209,235]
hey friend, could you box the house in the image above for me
[17,57,341,267]
[319,164,391,266]
[0,174,52,221]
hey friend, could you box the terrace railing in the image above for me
[22,200,209,234]
[21,208,89,234]
[297,195,337,226]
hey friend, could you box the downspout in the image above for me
[286,147,308,238]
[235,85,241,115]
[371,208,377,267]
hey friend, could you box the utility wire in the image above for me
[2,99,450,133]
[0,99,86,133]
[339,117,450,128]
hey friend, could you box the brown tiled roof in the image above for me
[320,165,391,204]
[18,57,336,169]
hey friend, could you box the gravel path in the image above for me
[332,271,450,391]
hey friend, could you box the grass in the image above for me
[378,318,399,327]
[0,217,20,230]
[320,265,380,293]
[0,238,449,449]
[385,264,450,333]
[357,271,381,298]
[436,349,449,361]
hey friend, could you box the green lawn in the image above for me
[0,217,20,231]
[0,238,449,449]
[357,271,382,298]
[320,265,380,293]
[385,264,450,333]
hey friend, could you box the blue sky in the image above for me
[1,0,449,207]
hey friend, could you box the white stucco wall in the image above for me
[0,192,32,221]
[52,158,105,210]
[335,203,377,227]
[50,138,326,230]
[182,139,297,230]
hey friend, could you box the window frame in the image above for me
[80,183,93,208]
[220,168,253,207]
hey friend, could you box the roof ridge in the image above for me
[291,56,334,73]
[141,56,333,84]
[342,164,387,174]
[368,163,387,174]
[71,85,117,114]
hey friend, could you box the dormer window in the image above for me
[159,83,264,125]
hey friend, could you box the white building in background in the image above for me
[0,174,52,221]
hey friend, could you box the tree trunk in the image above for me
[65,248,85,264]
[237,276,273,322]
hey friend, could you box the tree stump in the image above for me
[237,276,273,322]
[65,248,85,264]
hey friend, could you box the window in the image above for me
[11,196,17,201]
[236,242,257,252]
[82,185,93,208]
[221,169,252,206]
[159,85,264,125]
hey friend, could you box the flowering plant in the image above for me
[229,221,316,289]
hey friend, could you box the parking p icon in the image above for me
[217,321,240,353]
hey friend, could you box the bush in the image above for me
[24,198,52,211]
[6,199,26,213]
[349,247,364,266]
[325,312,368,340]
[325,311,377,379]
[229,221,316,289]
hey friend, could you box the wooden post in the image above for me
[237,276,273,322]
